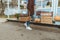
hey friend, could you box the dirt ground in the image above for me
[0,21,60,40]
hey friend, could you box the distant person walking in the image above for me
[24,0,34,30]
[24,11,34,30]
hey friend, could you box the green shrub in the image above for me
[15,14,20,20]
[47,2,51,7]
[20,5,24,9]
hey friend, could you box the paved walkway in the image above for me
[0,18,7,22]
[0,21,60,40]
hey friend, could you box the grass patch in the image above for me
[0,15,16,18]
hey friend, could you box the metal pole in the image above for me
[7,0,10,19]
[52,0,58,21]
[51,0,53,12]
[56,0,58,15]
[18,0,20,13]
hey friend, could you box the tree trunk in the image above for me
[1,0,4,15]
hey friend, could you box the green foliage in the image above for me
[20,5,24,9]
[47,2,52,7]
[15,14,20,20]
[58,1,60,6]
[15,14,20,17]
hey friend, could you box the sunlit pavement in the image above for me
[0,21,59,40]
[0,18,17,22]
[0,18,7,22]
